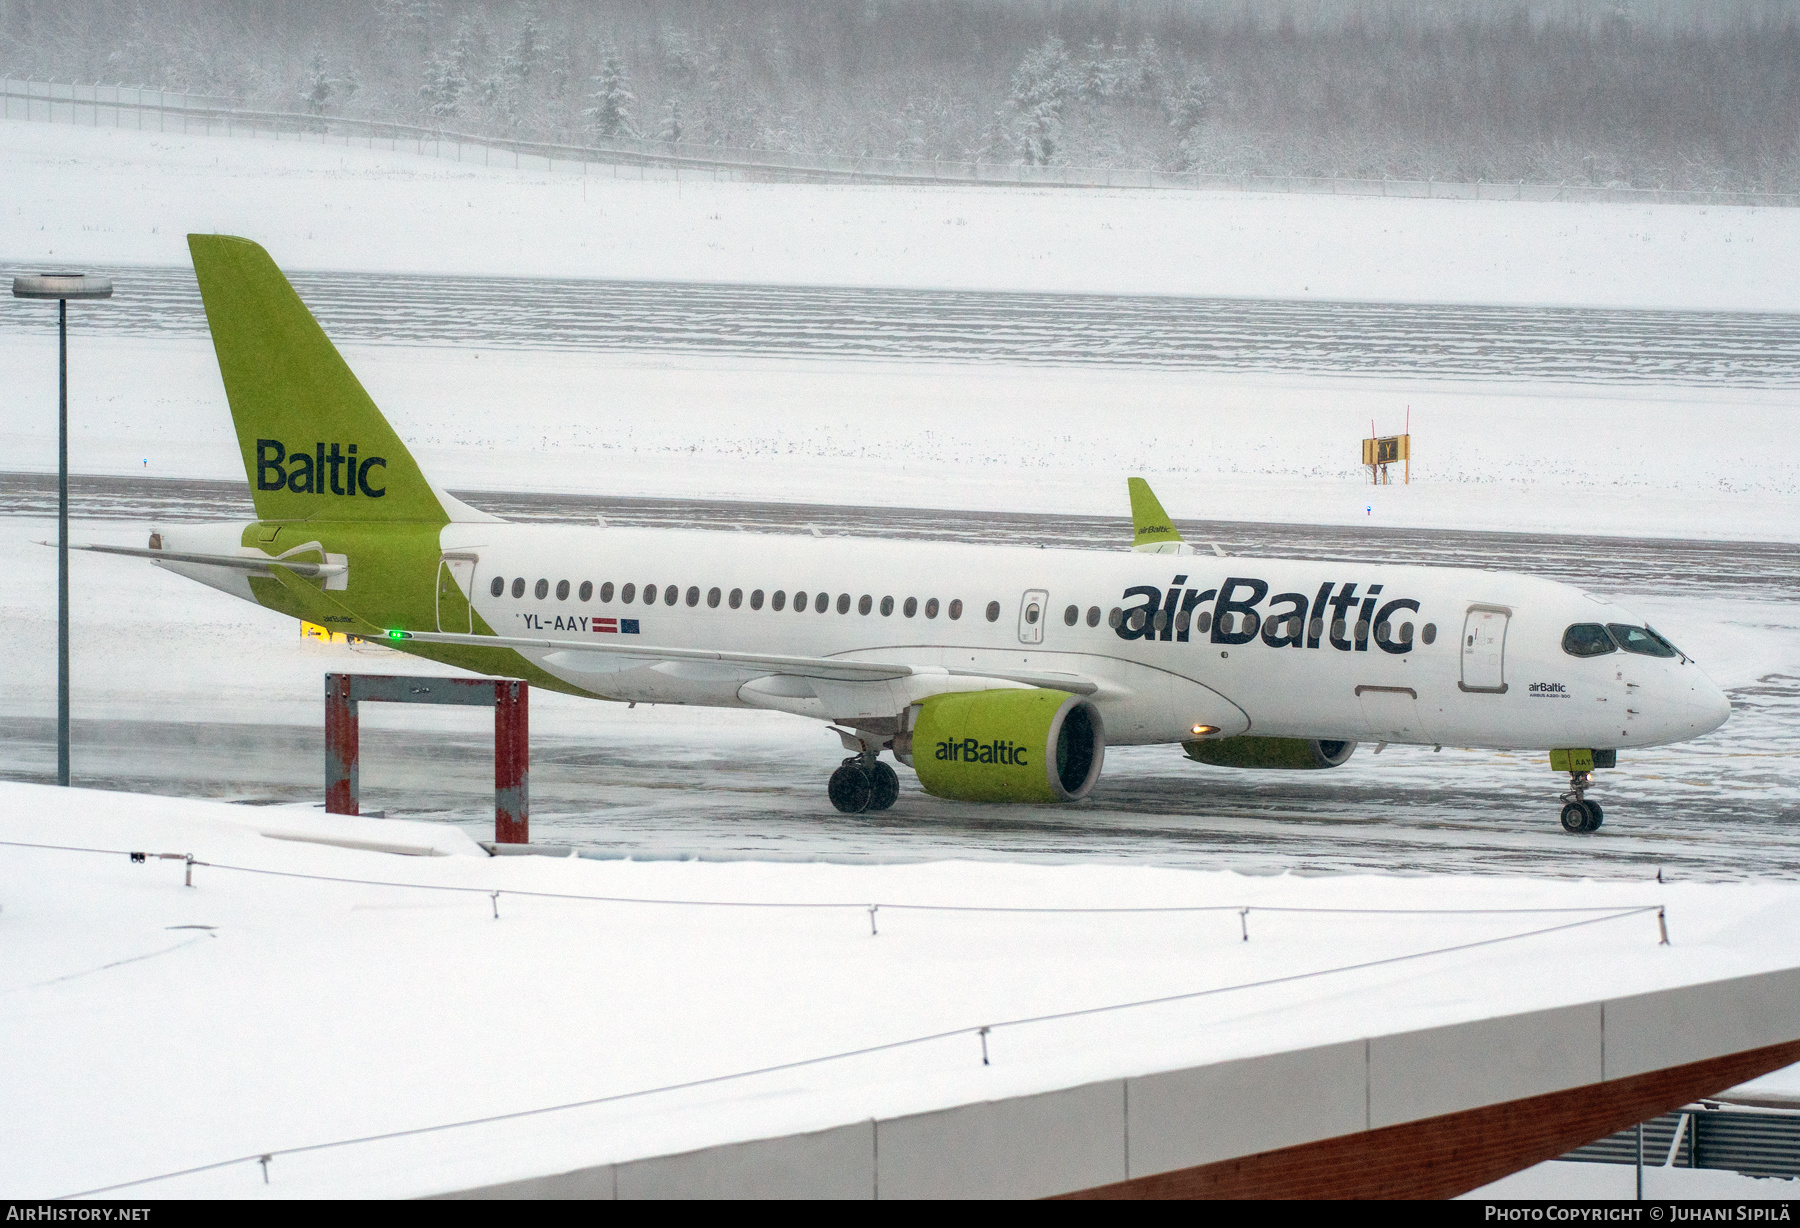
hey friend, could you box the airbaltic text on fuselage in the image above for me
[256,440,386,497]
[1116,574,1423,654]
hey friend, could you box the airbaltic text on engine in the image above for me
[936,738,1028,765]
[1116,573,1423,652]
[255,439,387,497]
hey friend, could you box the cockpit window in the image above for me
[1562,623,1617,657]
[1607,623,1679,658]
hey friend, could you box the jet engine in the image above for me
[1182,736,1357,770]
[896,689,1104,803]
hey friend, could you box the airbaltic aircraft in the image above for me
[85,237,1731,833]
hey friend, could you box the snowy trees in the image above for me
[583,46,635,139]
[300,49,333,117]
[5,1,1798,193]
[1006,36,1074,165]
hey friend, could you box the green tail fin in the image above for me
[188,234,447,524]
[1127,477,1185,549]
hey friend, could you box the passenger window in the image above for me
[490,576,504,597]
[1421,623,1437,645]
[1108,607,1122,628]
[600,582,614,602]
[1063,605,1078,626]
[534,579,548,599]
[858,595,872,615]
[621,583,636,603]
[556,580,570,601]
[750,589,764,610]
[686,586,700,607]
[949,599,963,620]
[925,598,940,619]
[1562,623,1617,657]
[511,578,525,598]
[793,590,807,612]
[728,588,742,609]
[880,596,894,616]
[1399,621,1414,644]
[1127,609,1147,632]
[1196,611,1212,634]
[665,585,679,606]
[771,590,786,611]
[1309,616,1323,640]
[578,581,592,602]
[815,592,830,613]
[1086,606,1100,627]
[1152,610,1167,632]
[1607,623,1678,658]
[837,593,851,614]
[903,597,918,618]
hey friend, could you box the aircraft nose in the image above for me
[1689,673,1732,736]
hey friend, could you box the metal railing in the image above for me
[6,76,1798,206]
[1564,1103,1800,1178]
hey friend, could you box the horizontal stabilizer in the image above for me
[57,541,346,578]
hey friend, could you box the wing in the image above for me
[392,629,1101,694]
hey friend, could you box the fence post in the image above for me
[494,680,529,844]
[324,673,359,815]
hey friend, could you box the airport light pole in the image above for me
[13,272,113,787]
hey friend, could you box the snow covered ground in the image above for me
[5,116,1796,538]
[4,334,1796,540]
[4,780,1799,1199]
[4,117,1799,311]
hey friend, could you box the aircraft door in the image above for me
[1018,589,1048,644]
[1459,605,1510,693]
[436,554,478,633]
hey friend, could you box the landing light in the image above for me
[1192,724,1220,737]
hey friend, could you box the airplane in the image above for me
[78,236,1731,834]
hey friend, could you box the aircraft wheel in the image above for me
[1560,801,1592,834]
[866,762,900,811]
[828,761,873,814]
[1583,800,1604,831]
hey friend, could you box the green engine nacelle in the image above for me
[903,689,1105,803]
[1182,736,1357,770]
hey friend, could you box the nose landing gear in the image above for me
[1558,771,1604,834]
[1551,747,1615,833]
[828,753,900,815]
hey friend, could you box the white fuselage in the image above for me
[159,518,1731,752]
[417,523,1727,751]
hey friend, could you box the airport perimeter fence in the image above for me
[7,76,1799,207]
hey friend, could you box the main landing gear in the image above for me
[829,753,900,815]
[1558,770,1605,834]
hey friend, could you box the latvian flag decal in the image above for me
[594,618,640,635]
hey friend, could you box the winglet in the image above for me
[1128,478,1186,551]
